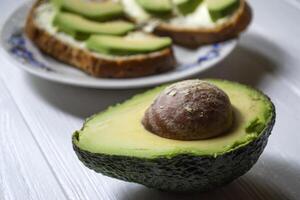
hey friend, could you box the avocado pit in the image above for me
[142,80,233,140]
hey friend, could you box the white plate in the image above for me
[0,1,237,89]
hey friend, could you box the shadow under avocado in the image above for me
[120,155,299,200]
[26,32,283,119]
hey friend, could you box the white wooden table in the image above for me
[1,0,300,199]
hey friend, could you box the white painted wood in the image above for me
[0,0,300,199]
[0,79,67,200]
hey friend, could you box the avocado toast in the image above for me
[72,79,275,191]
[25,0,251,78]
[25,0,176,78]
[122,0,252,47]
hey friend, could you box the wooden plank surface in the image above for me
[0,0,300,199]
[0,78,67,200]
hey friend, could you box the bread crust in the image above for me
[24,1,176,78]
[153,0,252,48]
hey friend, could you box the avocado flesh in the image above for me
[174,0,203,15]
[75,80,274,158]
[54,25,90,41]
[53,12,135,37]
[86,35,172,55]
[57,0,124,21]
[135,0,172,15]
[206,0,240,21]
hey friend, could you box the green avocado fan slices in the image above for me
[72,79,276,192]
[53,12,135,39]
[53,0,124,21]
[86,35,172,55]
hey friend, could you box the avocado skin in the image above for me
[72,104,275,192]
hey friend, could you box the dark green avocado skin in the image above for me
[72,104,275,192]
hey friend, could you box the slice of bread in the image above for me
[25,0,176,78]
[153,0,252,47]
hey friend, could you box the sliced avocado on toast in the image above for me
[72,79,275,192]
[53,12,135,39]
[86,35,172,55]
[121,0,251,47]
[206,0,240,21]
[55,0,124,21]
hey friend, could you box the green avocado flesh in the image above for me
[174,0,203,15]
[53,12,135,37]
[86,35,172,55]
[206,0,240,21]
[55,0,124,21]
[135,0,172,14]
[74,80,274,158]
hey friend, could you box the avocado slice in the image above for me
[135,0,172,15]
[72,79,275,192]
[54,24,90,41]
[53,12,135,39]
[206,0,240,21]
[86,35,172,55]
[53,0,124,21]
[174,0,203,15]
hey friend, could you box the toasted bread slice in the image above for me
[153,0,252,47]
[25,0,176,78]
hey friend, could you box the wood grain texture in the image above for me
[1,0,300,199]
[0,79,67,200]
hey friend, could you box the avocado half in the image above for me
[72,79,275,192]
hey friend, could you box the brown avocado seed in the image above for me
[142,80,233,140]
